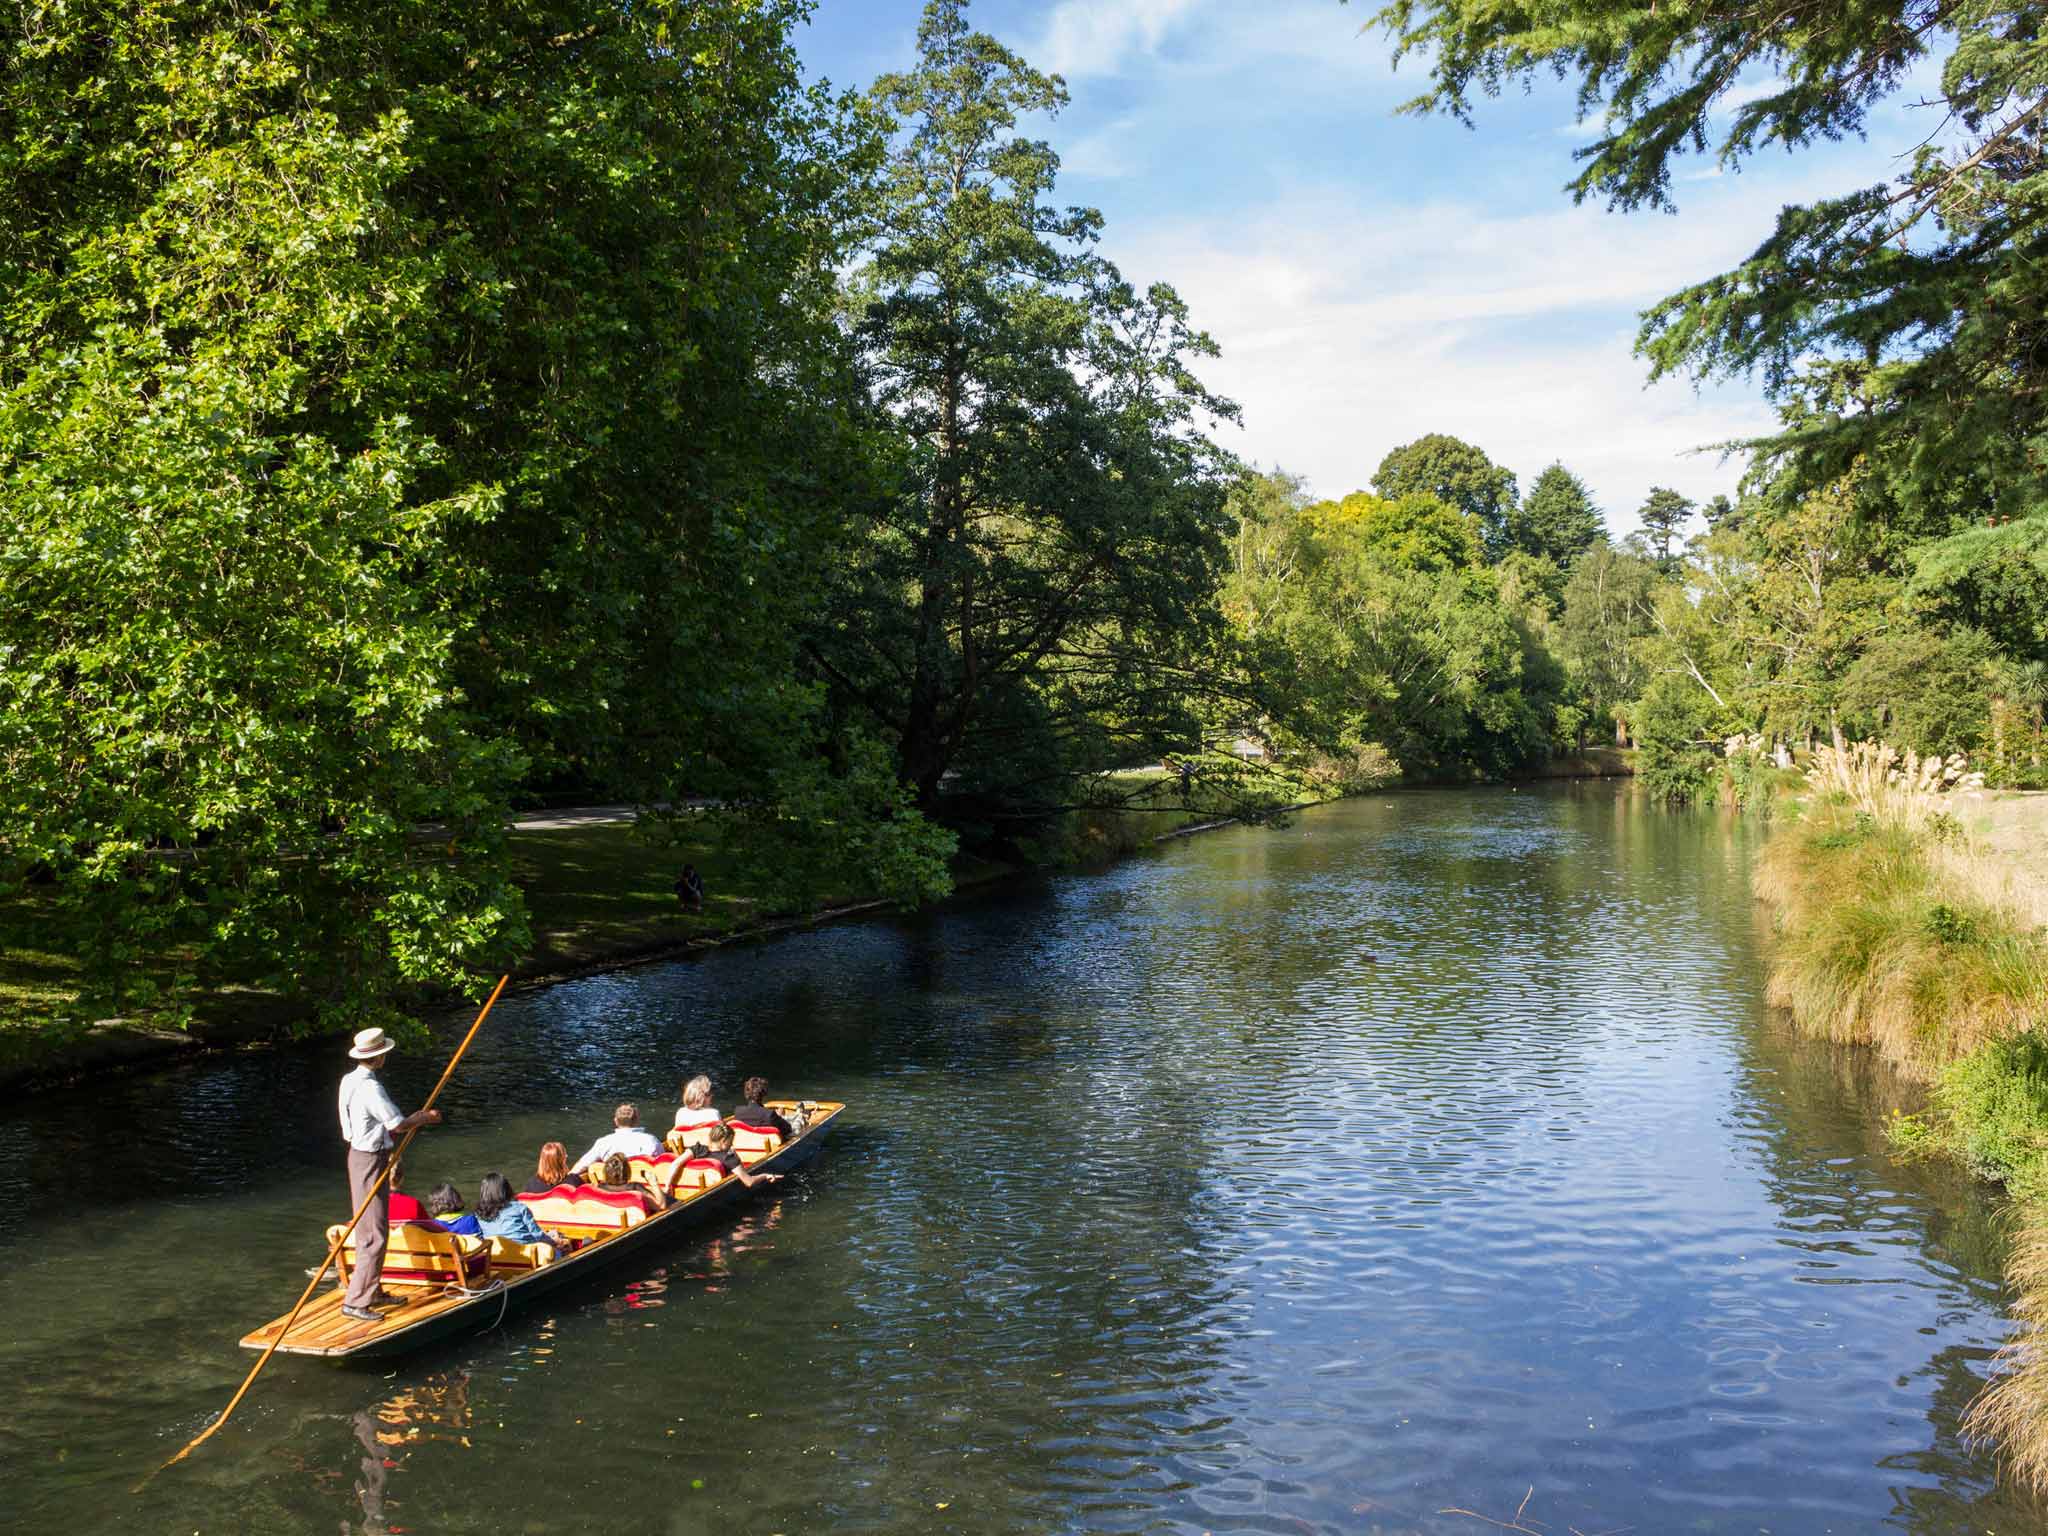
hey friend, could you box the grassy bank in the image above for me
[0,785,1255,1090]
[1754,761,2048,1483]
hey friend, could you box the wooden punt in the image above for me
[240,1101,841,1360]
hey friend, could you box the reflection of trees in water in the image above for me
[1738,995,2048,1530]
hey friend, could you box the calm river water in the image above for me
[1,786,2042,1534]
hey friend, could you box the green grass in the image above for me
[507,818,760,974]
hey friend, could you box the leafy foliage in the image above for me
[0,0,926,1025]
[1371,434,1520,561]
[816,0,1247,832]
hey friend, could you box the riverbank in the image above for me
[1751,771,2048,1484]
[0,780,1285,1094]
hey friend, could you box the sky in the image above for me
[792,0,1947,539]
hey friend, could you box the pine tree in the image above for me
[1517,462,1605,566]
[1636,487,1696,567]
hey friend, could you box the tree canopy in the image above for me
[1371,434,1520,560]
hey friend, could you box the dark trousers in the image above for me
[345,1146,390,1308]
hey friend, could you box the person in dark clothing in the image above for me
[673,863,704,913]
[697,1124,784,1190]
[520,1140,584,1196]
[729,1075,794,1139]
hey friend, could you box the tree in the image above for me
[1636,487,1695,567]
[0,0,913,1025]
[1361,0,2048,556]
[1515,462,1606,569]
[1556,545,1661,745]
[1371,435,1519,560]
[817,0,1243,823]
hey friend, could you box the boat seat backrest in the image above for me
[327,1221,489,1288]
[486,1235,558,1276]
[516,1184,650,1237]
[726,1120,784,1164]
[670,1157,728,1193]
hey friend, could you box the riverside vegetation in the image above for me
[0,0,1681,1047]
[1752,744,2048,1482]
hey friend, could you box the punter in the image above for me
[337,1027,443,1320]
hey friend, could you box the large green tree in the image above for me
[815,0,1244,823]
[1371,434,1520,561]
[1515,462,1605,567]
[1555,544,1661,746]
[1636,486,1696,567]
[0,0,900,1024]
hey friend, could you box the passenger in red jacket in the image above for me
[387,1160,426,1222]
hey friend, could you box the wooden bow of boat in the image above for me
[240,1101,841,1360]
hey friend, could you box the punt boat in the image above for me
[241,1100,841,1360]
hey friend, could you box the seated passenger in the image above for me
[697,1124,785,1191]
[569,1103,661,1174]
[475,1172,559,1245]
[730,1076,795,1139]
[671,1074,722,1147]
[591,1151,658,1211]
[426,1181,483,1236]
[521,1141,583,1196]
[387,1159,427,1222]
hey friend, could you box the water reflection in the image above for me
[0,786,2040,1534]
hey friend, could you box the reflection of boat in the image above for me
[241,1101,840,1360]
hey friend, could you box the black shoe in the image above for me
[340,1304,383,1322]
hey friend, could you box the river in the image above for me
[1,785,2040,1533]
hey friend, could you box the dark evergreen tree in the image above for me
[1636,486,1696,567]
[1516,462,1605,566]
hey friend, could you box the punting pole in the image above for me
[140,973,511,1486]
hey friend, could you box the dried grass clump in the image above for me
[1803,740,1984,828]
[1968,1212,2048,1489]
[1756,802,2048,1073]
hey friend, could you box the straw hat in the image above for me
[348,1027,397,1061]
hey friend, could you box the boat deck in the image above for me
[241,1101,840,1359]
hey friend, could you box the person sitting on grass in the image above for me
[426,1181,483,1236]
[570,1103,661,1174]
[521,1141,582,1196]
[729,1076,795,1139]
[695,1124,785,1191]
[674,863,705,913]
[475,1172,562,1247]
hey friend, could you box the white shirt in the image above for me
[673,1105,723,1133]
[339,1064,406,1152]
[571,1125,662,1173]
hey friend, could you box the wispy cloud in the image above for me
[1104,191,1797,525]
[1035,0,1202,79]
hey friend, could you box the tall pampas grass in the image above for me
[1802,740,1984,826]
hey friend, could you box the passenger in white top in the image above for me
[570,1103,662,1174]
[670,1073,722,1148]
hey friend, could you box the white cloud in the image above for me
[1058,112,1143,178]
[1035,0,1202,79]
[1103,192,1791,526]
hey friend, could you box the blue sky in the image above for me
[794,0,1940,537]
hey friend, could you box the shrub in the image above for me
[1756,803,2048,1070]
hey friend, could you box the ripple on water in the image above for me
[0,789,2041,1533]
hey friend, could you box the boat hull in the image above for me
[240,1103,838,1360]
